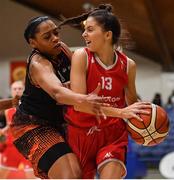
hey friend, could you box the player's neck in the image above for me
[94,47,115,66]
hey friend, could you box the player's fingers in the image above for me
[136,102,152,107]
[138,109,150,114]
[138,104,152,109]
[96,115,101,124]
[93,108,101,124]
[91,83,101,95]
[99,109,107,120]
[133,114,143,122]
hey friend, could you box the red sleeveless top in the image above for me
[66,48,128,128]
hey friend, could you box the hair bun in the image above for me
[98,4,112,12]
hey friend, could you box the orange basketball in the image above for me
[126,104,169,146]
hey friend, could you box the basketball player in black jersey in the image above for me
[10,16,107,179]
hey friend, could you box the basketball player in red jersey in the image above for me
[0,81,35,178]
[60,4,151,179]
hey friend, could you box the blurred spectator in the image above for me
[152,93,163,106]
[0,81,35,178]
[169,90,174,106]
[165,90,174,113]
[165,96,173,110]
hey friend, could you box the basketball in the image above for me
[126,104,169,146]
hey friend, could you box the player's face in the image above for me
[29,20,61,56]
[82,17,108,52]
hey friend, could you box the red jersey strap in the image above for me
[115,50,127,62]
[84,48,94,61]
[84,47,96,74]
[84,48,128,73]
[84,47,91,57]
[115,50,128,73]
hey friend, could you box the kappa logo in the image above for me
[91,57,95,63]
[104,152,113,158]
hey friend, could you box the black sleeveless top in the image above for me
[19,48,71,126]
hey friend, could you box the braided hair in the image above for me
[59,4,121,45]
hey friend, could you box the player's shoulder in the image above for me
[31,52,47,63]
[127,57,136,68]
[73,48,87,58]
[29,53,52,73]
[74,47,86,54]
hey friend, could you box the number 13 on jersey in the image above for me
[101,76,112,90]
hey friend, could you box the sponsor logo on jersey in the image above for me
[100,95,121,107]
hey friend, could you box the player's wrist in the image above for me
[75,94,86,106]
[115,108,123,118]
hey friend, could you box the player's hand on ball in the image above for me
[126,103,169,146]
[120,102,151,122]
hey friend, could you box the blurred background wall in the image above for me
[0,0,174,104]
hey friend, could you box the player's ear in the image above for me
[29,38,37,48]
[105,31,112,41]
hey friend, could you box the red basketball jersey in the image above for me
[66,48,128,128]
